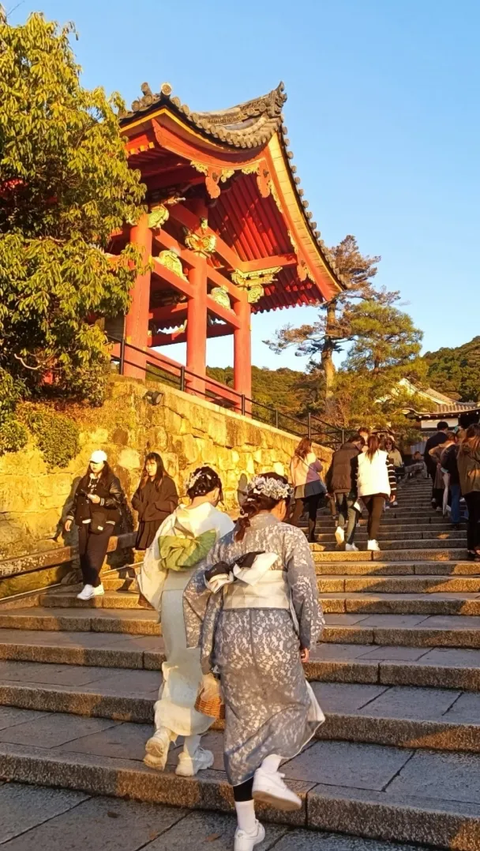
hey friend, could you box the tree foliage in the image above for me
[424,336,480,402]
[267,236,393,399]
[0,12,145,421]
[331,300,426,440]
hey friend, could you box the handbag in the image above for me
[194,672,225,720]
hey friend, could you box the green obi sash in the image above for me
[158,529,217,572]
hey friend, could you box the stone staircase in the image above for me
[0,479,480,849]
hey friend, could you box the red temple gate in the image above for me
[110,82,344,411]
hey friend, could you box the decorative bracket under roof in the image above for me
[184,218,217,257]
[231,267,282,304]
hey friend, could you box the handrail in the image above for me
[108,335,346,447]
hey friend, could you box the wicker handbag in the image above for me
[195,673,225,720]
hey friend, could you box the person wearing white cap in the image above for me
[65,450,124,600]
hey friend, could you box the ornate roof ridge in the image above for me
[120,81,286,149]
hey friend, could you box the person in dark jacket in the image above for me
[65,450,124,601]
[132,452,179,550]
[424,421,449,509]
[442,433,463,528]
[326,434,365,552]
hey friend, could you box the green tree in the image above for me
[424,337,480,402]
[0,12,145,417]
[267,235,386,403]
[332,300,426,439]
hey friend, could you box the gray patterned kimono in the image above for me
[183,513,324,786]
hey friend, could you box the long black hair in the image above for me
[140,452,165,491]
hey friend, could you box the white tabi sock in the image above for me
[260,754,282,774]
[183,734,201,758]
[235,800,257,835]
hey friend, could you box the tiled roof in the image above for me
[119,82,287,149]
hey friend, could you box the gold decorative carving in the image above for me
[157,250,187,280]
[220,168,235,183]
[184,219,217,257]
[287,231,314,283]
[231,267,281,304]
[190,161,209,175]
[210,286,232,309]
[240,163,259,175]
[269,181,283,213]
[148,205,169,230]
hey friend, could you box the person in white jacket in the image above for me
[352,435,397,552]
[138,466,234,776]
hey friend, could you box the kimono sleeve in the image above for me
[284,526,324,649]
[183,533,230,649]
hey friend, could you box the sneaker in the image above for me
[175,746,214,776]
[76,583,104,601]
[144,728,171,771]
[391,501,398,508]
[252,768,302,811]
[335,526,345,545]
[367,540,380,552]
[234,821,265,851]
[345,543,359,552]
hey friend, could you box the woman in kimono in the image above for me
[184,472,324,851]
[138,466,234,777]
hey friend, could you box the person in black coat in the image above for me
[424,421,449,508]
[326,434,365,551]
[132,452,179,550]
[65,450,124,601]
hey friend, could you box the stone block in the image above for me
[0,712,119,748]
[0,792,187,851]
[282,741,412,791]
[0,782,89,844]
[145,810,287,850]
[387,749,480,804]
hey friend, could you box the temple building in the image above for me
[110,82,345,410]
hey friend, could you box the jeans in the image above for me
[362,495,384,541]
[335,493,358,545]
[450,483,462,525]
[77,523,114,587]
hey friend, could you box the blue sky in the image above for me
[14,0,480,371]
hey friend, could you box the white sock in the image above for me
[261,753,282,774]
[183,734,201,758]
[235,800,256,834]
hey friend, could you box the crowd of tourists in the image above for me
[63,420,480,851]
[425,421,480,561]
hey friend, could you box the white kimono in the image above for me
[139,503,234,738]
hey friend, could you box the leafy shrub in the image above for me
[26,409,80,468]
[0,418,28,454]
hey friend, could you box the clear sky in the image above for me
[12,0,480,372]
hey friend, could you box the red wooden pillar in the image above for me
[186,259,207,395]
[124,214,152,379]
[233,294,252,414]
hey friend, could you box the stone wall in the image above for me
[0,376,331,557]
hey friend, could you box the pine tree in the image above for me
[267,236,388,403]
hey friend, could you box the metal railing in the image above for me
[109,336,346,448]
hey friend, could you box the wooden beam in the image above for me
[151,258,194,298]
[151,323,232,348]
[242,253,296,272]
[206,296,240,328]
[150,303,188,323]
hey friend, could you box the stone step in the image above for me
[1,665,480,755]
[2,631,480,690]
[5,607,480,649]
[316,561,480,576]
[35,587,480,616]
[0,718,478,849]
[316,518,455,528]
[320,592,480,616]
[313,548,468,562]
[322,539,466,552]
[316,530,467,542]
[318,576,480,594]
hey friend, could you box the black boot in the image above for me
[308,518,316,543]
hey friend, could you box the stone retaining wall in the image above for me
[0,376,331,557]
